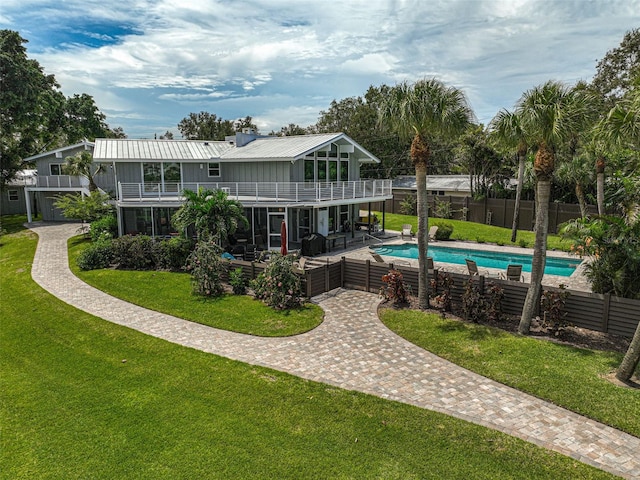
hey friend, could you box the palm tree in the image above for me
[489,110,528,242]
[63,151,105,192]
[515,81,591,334]
[172,187,248,245]
[380,78,474,309]
[555,153,594,218]
[597,81,640,219]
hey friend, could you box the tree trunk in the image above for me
[415,163,430,309]
[518,177,550,334]
[510,153,525,243]
[575,182,587,218]
[596,156,605,216]
[616,320,640,382]
[596,172,605,216]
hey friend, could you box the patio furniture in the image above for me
[401,224,413,239]
[428,225,439,241]
[244,244,257,262]
[501,264,524,281]
[371,252,411,267]
[466,258,479,276]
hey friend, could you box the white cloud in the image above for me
[2,0,640,137]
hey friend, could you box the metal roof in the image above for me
[93,139,233,161]
[92,133,380,163]
[392,175,472,192]
[221,133,344,160]
[23,141,94,162]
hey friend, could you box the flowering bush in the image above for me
[186,241,225,297]
[380,269,408,305]
[252,254,304,309]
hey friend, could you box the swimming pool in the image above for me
[372,243,581,277]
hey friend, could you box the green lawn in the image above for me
[378,212,570,251]
[68,236,323,337]
[380,309,640,438]
[0,220,617,478]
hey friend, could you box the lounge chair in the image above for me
[465,258,479,276]
[501,264,524,282]
[401,224,413,240]
[293,257,307,271]
[428,225,438,241]
[371,252,411,267]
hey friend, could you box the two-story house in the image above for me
[25,131,392,251]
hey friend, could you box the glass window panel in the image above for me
[317,160,327,181]
[340,161,349,181]
[329,143,338,158]
[143,163,161,182]
[164,162,181,182]
[304,159,314,182]
[208,162,220,177]
[329,160,338,181]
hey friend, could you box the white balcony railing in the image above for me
[32,175,86,189]
[118,180,393,204]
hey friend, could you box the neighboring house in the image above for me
[24,141,96,221]
[1,169,37,216]
[392,175,472,197]
[27,131,392,251]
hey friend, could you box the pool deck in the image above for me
[314,231,592,292]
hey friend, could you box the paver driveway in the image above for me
[29,223,640,479]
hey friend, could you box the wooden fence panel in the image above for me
[301,257,640,339]
[608,296,640,337]
[563,291,606,332]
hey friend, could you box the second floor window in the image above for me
[50,164,65,175]
[208,162,220,177]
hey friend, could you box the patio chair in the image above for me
[293,256,307,271]
[428,225,438,241]
[401,224,413,239]
[501,264,524,282]
[371,252,411,267]
[244,244,257,262]
[465,258,479,276]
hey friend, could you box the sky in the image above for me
[2,0,639,139]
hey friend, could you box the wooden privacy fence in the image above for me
[225,257,640,339]
[369,193,599,234]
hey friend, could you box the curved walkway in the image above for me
[30,223,639,479]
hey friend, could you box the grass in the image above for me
[67,236,323,337]
[380,308,640,438]
[0,218,617,478]
[377,212,569,251]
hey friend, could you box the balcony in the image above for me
[31,175,87,189]
[117,180,393,205]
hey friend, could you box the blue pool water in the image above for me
[372,244,581,277]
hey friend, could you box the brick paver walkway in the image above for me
[29,223,640,479]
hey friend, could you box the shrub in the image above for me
[90,214,118,242]
[229,267,247,295]
[153,237,192,271]
[252,254,304,310]
[461,278,486,323]
[518,238,528,248]
[187,241,226,297]
[435,223,453,240]
[485,282,504,322]
[399,195,417,216]
[380,269,408,305]
[111,235,156,270]
[77,239,114,270]
[434,198,452,219]
[541,284,571,336]
[429,270,453,312]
